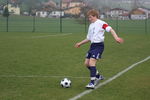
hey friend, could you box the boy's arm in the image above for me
[75,39,90,48]
[110,28,124,43]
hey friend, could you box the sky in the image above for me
[0,0,150,10]
[83,0,150,10]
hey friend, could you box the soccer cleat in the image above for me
[94,75,104,86]
[99,75,104,80]
[86,83,95,89]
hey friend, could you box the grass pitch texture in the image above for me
[0,32,150,100]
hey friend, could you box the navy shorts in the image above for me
[86,42,104,59]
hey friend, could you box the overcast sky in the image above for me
[83,0,150,10]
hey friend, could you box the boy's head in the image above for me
[87,9,99,23]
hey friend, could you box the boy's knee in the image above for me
[84,62,89,67]
[89,58,97,66]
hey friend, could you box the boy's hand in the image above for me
[116,37,124,44]
[74,39,90,48]
[75,43,81,48]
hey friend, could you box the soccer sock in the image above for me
[96,70,100,78]
[89,66,96,84]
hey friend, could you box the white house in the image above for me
[131,14,146,20]
[4,4,20,15]
[136,8,150,19]
[36,11,48,18]
[130,8,150,20]
[49,11,64,18]
[23,12,29,16]
[109,8,129,18]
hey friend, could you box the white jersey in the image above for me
[87,19,112,43]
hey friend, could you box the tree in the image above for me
[3,7,10,17]
[0,0,6,5]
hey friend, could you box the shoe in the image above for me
[86,83,95,89]
[94,75,104,86]
[99,75,104,80]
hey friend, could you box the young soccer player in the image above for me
[75,9,124,89]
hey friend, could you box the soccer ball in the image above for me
[60,78,71,88]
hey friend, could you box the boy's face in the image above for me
[88,15,97,23]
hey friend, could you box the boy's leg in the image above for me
[84,58,91,71]
[84,58,90,68]
[96,69,104,80]
[86,58,97,89]
[94,70,104,86]
[89,58,97,84]
[96,70,100,78]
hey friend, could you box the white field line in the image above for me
[31,33,72,38]
[69,56,150,100]
[0,75,89,79]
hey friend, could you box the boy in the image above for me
[75,9,124,89]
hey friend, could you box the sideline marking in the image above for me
[31,33,72,38]
[69,56,150,100]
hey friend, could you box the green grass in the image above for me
[0,31,150,100]
[79,60,150,100]
[0,15,86,33]
[0,15,150,33]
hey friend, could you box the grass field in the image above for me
[0,31,150,100]
[0,15,86,33]
[0,15,150,33]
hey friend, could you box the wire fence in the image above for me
[0,15,150,34]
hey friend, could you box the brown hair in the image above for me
[87,9,99,18]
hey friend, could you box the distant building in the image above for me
[62,0,85,15]
[65,7,81,15]
[36,11,48,18]
[4,4,20,15]
[130,8,150,20]
[49,11,64,18]
[107,8,129,19]
[119,13,130,20]
[23,12,29,16]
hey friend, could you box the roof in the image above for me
[110,8,129,11]
[62,0,83,3]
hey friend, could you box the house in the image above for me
[119,13,130,20]
[64,7,81,15]
[48,11,64,18]
[36,11,48,18]
[4,4,20,15]
[62,0,85,15]
[107,8,129,19]
[23,12,29,16]
[62,0,83,8]
[130,8,150,20]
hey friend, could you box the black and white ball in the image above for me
[60,78,71,88]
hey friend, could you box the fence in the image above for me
[0,15,150,34]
